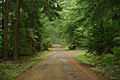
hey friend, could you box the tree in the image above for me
[14,0,20,60]
[3,0,9,60]
[0,0,62,59]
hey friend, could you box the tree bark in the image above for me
[14,0,20,60]
[3,0,9,60]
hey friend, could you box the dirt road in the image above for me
[16,47,103,80]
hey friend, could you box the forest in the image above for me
[0,0,120,80]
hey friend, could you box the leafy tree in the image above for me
[64,0,120,79]
[0,0,62,59]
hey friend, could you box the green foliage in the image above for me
[0,0,62,58]
[0,61,35,80]
[0,52,45,80]
[63,0,120,79]
[42,37,52,50]
[75,50,91,64]
[91,54,120,80]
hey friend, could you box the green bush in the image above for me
[91,53,120,80]
[42,38,52,50]
[0,52,45,80]
[68,44,76,50]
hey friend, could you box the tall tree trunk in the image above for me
[14,0,20,60]
[3,0,9,60]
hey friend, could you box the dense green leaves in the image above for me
[63,0,120,79]
[0,0,62,58]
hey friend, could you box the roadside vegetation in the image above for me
[0,0,61,79]
[75,50,91,65]
[63,0,120,79]
[0,51,46,80]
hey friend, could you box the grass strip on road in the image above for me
[75,50,92,65]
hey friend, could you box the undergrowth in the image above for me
[75,50,92,65]
[0,52,46,80]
